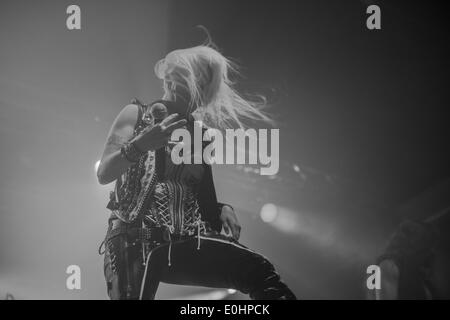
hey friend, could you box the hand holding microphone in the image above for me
[133,103,187,152]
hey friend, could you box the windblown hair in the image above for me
[154,43,274,129]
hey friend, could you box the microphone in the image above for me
[150,102,168,124]
[148,100,198,178]
[149,102,169,179]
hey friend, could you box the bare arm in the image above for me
[97,104,188,185]
[97,104,139,185]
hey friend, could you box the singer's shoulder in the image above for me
[111,103,140,129]
[120,103,139,119]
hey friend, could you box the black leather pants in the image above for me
[103,229,296,300]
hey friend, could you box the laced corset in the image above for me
[107,100,223,234]
[143,148,207,235]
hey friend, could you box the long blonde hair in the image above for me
[154,44,274,129]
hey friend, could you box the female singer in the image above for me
[97,44,296,300]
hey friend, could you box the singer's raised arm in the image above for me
[97,103,187,185]
[97,104,139,185]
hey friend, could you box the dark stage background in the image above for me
[1,0,449,299]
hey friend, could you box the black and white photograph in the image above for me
[1,0,450,305]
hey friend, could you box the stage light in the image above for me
[260,203,278,223]
[95,160,100,173]
[293,164,300,172]
[265,205,337,248]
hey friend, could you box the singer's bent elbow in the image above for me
[97,173,108,185]
[96,164,108,185]
[96,161,114,185]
